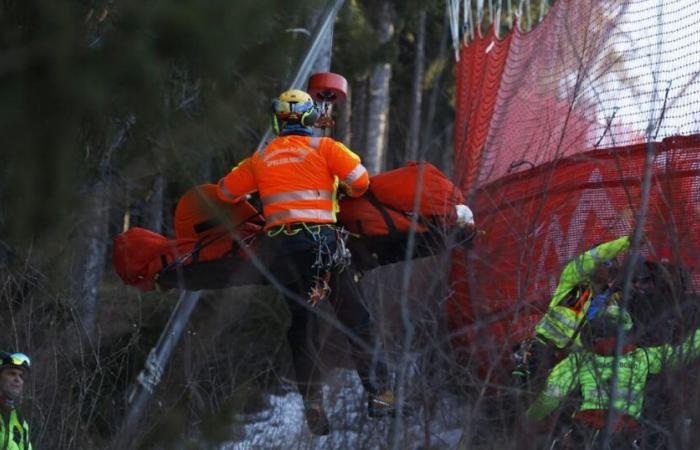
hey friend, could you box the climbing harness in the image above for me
[265,222,352,305]
[307,224,352,305]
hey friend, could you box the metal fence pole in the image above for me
[113,290,201,448]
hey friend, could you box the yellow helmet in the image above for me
[271,89,319,133]
[277,89,312,106]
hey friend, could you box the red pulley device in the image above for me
[308,72,348,103]
[307,72,348,129]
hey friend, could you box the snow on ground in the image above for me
[222,369,467,450]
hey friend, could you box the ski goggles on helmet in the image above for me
[0,352,31,373]
[272,98,314,120]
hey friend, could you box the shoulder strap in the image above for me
[364,190,401,238]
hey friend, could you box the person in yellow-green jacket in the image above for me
[535,236,632,350]
[513,236,635,384]
[526,310,700,449]
[0,351,32,450]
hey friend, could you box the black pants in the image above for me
[513,337,562,396]
[261,225,389,402]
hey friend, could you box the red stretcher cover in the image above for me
[112,185,262,291]
[338,162,465,236]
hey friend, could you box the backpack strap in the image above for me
[193,218,221,235]
[363,190,402,238]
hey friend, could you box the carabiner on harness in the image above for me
[306,225,353,306]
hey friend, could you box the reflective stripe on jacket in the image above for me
[217,135,369,229]
[535,305,585,350]
[0,408,32,450]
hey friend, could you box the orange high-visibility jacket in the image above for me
[217,135,369,229]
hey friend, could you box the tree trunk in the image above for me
[441,123,455,177]
[200,156,213,184]
[71,116,134,339]
[365,65,390,174]
[350,76,368,154]
[420,10,450,163]
[363,0,394,175]
[74,178,110,338]
[407,10,427,163]
[145,174,165,234]
[335,85,351,144]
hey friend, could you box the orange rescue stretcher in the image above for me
[112,162,471,291]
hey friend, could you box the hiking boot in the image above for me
[367,390,414,418]
[304,400,330,436]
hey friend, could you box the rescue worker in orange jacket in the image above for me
[217,89,396,435]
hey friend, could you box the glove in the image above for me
[586,288,611,320]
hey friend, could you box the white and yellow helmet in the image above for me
[271,89,319,133]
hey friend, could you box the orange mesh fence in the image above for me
[449,135,700,366]
[454,26,512,191]
[451,0,700,361]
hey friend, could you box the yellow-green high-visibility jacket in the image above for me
[534,236,630,349]
[527,327,700,421]
[0,407,32,450]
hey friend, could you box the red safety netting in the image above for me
[449,135,700,368]
[453,26,512,191]
[457,0,700,190]
[450,0,700,367]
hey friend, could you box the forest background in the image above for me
[8,1,698,449]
